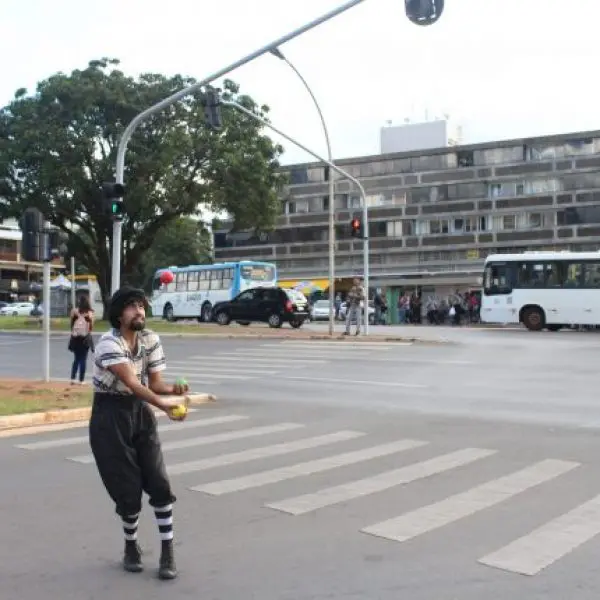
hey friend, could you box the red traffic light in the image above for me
[350,218,361,237]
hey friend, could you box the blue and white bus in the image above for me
[150,261,278,322]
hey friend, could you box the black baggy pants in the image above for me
[89,392,176,517]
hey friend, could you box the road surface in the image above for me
[1,329,600,599]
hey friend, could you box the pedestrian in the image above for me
[88,286,190,580]
[68,295,95,384]
[344,277,365,336]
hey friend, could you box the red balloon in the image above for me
[160,270,174,285]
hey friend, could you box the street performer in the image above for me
[89,286,189,580]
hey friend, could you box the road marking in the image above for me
[184,356,329,365]
[361,459,579,543]
[279,376,429,389]
[0,339,33,346]
[267,448,495,516]
[478,493,600,576]
[216,350,377,359]
[273,341,409,349]
[67,422,304,464]
[16,414,249,450]
[190,439,428,496]
[165,370,252,380]
[168,430,364,475]
[167,363,277,374]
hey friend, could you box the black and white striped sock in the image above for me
[122,512,140,542]
[154,504,174,541]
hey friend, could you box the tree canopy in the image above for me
[0,57,286,308]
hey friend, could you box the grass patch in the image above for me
[0,316,234,334]
[0,379,93,416]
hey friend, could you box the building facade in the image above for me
[213,129,600,302]
[0,218,64,303]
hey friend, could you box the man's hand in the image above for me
[158,397,188,421]
[172,380,189,395]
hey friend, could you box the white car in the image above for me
[310,299,331,321]
[339,301,376,324]
[0,302,35,316]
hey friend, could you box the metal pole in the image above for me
[111,0,367,295]
[70,255,76,310]
[270,49,337,336]
[42,222,51,382]
[222,99,369,335]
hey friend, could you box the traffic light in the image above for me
[102,182,126,220]
[405,0,444,26]
[350,217,362,238]
[202,87,223,130]
[48,229,69,260]
[19,207,44,262]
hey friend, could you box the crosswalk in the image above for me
[12,408,600,578]
[164,340,414,386]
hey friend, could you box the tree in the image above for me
[0,58,286,314]
[129,216,213,292]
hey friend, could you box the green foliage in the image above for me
[0,58,285,305]
[127,216,213,291]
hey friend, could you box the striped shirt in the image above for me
[92,328,167,394]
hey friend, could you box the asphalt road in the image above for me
[2,328,600,598]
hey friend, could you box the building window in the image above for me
[386,220,403,237]
[502,215,516,230]
[457,150,474,167]
[528,213,542,228]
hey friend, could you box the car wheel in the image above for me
[268,314,282,328]
[290,319,303,329]
[216,311,231,326]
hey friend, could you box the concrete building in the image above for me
[0,218,65,303]
[212,128,600,305]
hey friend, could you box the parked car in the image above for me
[212,287,309,328]
[0,302,35,316]
[310,299,331,321]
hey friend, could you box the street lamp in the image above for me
[269,47,337,336]
[221,98,372,335]
[109,0,445,296]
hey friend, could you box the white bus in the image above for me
[150,261,277,322]
[481,251,600,331]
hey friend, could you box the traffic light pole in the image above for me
[221,99,370,335]
[110,0,368,295]
[42,221,51,382]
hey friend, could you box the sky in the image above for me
[1,0,598,166]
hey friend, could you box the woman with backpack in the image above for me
[69,295,95,384]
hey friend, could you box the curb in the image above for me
[0,329,449,344]
[0,393,217,432]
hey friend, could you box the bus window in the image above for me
[483,263,513,295]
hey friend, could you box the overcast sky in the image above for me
[2,0,597,166]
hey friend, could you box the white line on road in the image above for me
[167,363,277,374]
[16,414,249,450]
[190,439,429,496]
[279,376,429,389]
[361,459,579,543]
[0,339,34,346]
[165,370,252,380]
[267,448,495,516]
[272,341,411,349]
[185,356,329,365]
[67,422,304,464]
[478,493,600,576]
[168,430,365,475]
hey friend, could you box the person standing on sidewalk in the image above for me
[68,295,95,384]
[344,277,365,336]
[89,286,189,580]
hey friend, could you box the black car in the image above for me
[212,287,309,328]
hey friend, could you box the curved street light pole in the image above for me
[110,0,368,295]
[223,98,370,335]
[270,48,337,336]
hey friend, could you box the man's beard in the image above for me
[129,319,145,331]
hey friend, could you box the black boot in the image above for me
[123,540,143,572]
[158,540,177,580]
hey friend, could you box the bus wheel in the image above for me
[522,306,545,331]
[201,303,212,322]
[164,304,175,322]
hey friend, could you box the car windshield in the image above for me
[314,300,329,308]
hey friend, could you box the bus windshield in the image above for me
[483,262,513,296]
